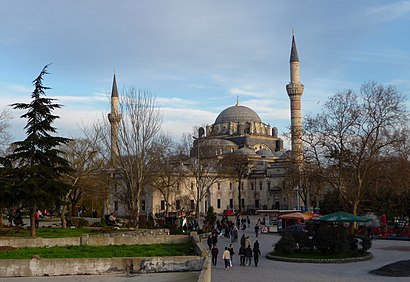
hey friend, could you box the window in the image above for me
[251,183,254,190]
[160,200,165,211]
[241,198,245,208]
[176,200,181,210]
[268,182,271,190]
[191,182,194,190]
[229,198,233,209]
[217,199,221,209]
[114,201,118,211]
[230,183,232,190]
[217,182,220,190]
[190,200,195,210]
[176,183,180,190]
[255,199,260,208]
[241,182,244,190]
[259,182,263,190]
[141,200,146,211]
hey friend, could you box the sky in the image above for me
[1,0,409,147]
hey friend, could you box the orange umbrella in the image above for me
[279,212,312,221]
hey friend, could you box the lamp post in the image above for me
[192,127,205,216]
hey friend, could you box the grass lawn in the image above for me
[0,243,194,259]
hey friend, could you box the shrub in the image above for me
[358,235,372,252]
[72,217,89,227]
[274,234,297,255]
[313,225,349,254]
[290,232,314,250]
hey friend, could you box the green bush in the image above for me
[274,234,297,255]
[91,221,105,227]
[313,225,349,254]
[290,232,314,250]
[358,235,372,252]
[72,217,89,227]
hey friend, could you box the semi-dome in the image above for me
[234,147,257,156]
[215,104,262,125]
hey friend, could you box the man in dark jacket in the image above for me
[239,245,246,266]
[253,244,261,267]
[245,245,253,266]
[240,234,246,247]
[211,245,219,266]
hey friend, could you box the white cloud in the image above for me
[364,1,410,23]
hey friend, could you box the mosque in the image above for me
[107,34,304,218]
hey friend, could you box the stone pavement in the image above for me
[211,215,410,282]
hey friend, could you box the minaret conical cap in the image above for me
[111,73,118,98]
[290,34,299,63]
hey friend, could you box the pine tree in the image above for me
[1,65,72,237]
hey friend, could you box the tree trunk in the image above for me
[30,211,36,238]
[61,205,67,228]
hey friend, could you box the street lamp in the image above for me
[192,127,205,216]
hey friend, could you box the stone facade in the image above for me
[108,35,304,218]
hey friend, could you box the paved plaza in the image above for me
[211,215,410,282]
[2,215,409,282]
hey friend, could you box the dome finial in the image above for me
[236,96,239,106]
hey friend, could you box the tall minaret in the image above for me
[108,73,121,165]
[286,33,304,163]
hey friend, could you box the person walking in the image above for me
[245,236,252,249]
[207,234,213,250]
[239,245,246,266]
[254,224,259,237]
[211,245,219,266]
[227,244,235,267]
[222,247,231,269]
[245,245,253,266]
[240,233,246,247]
[253,244,261,267]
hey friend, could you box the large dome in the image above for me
[214,105,262,124]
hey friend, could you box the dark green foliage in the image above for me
[72,217,89,227]
[290,231,314,250]
[274,234,297,255]
[359,235,372,252]
[313,225,349,254]
[0,65,72,236]
[203,206,216,232]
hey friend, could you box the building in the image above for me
[108,34,304,218]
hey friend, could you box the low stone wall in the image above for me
[0,230,211,281]
[266,252,374,263]
[0,256,204,277]
[197,256,211,282]
[0,229,190,248]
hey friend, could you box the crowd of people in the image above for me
[207,215,263,269]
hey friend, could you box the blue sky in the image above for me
[1,1,409,145]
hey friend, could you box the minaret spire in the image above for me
[108,73,121,165]
[286,33,304,163]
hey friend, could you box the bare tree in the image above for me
[111,87,162,226]
[0,108,11,226]
[59,126,107,227]
[303,82,408,215]
[185,156,222,216]
[150,134,185,216]
[282,161,324,210]
[220,153,254,213]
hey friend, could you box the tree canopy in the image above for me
[0,65,72,236]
